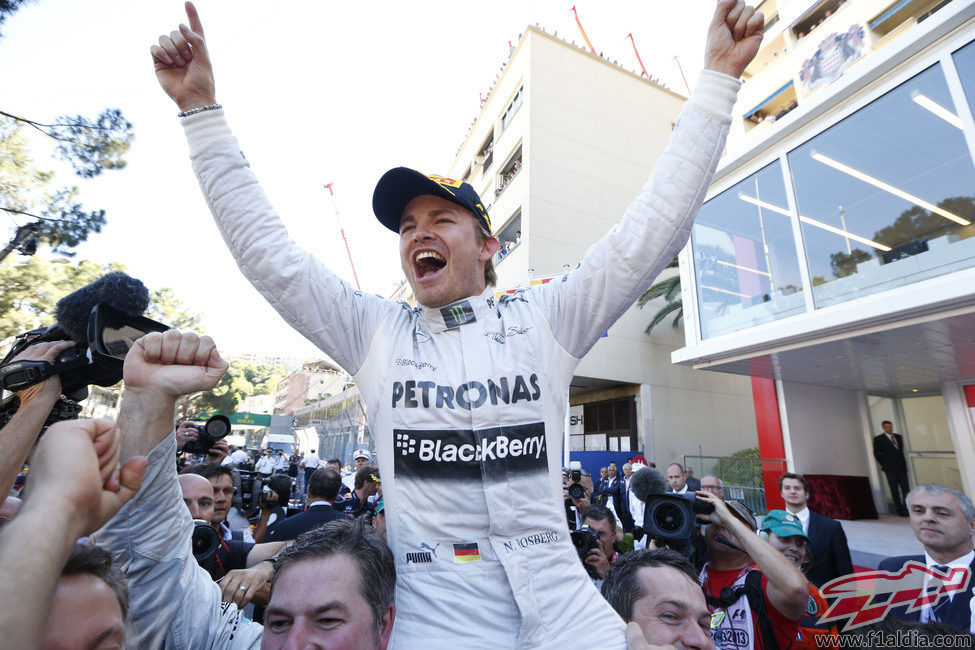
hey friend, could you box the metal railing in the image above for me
[683,454,788,515]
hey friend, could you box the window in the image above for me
[478,133,494,174]
[495,144,522,198]
[493,209,522,265]
[692,160,805,339]
[501,86,524,131]
[577,397,636,452]
[788,62,975,308]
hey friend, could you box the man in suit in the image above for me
[603,462,634,533]
[684,467,702,492]
[878,484,975,633]
[874,420,910,516]
[779,472,853,588]
[265,466,348,542]
[666,463,689,494]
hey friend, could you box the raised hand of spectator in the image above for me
[704,0,764,79]
[124,330,226,399]
[150,1,217,112]
[27,418,147,538]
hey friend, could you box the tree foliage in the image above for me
[0,109,133,262]
[193,360,285,417]
[712,447,762,488]
[0,256,203,344]
[637,257,683,333]
[0,0,33,38]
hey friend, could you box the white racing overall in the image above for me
[182,70,740,648]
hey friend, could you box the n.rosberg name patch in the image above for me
[394,422,546,481]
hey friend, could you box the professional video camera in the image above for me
[191,519,221,565]
[0,272,169,428]
[569,524,600,579]
[182,414,232,455]
[630,467,714,549]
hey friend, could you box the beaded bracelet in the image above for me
[178,104,222,118]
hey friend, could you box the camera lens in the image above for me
[653,503,686,534]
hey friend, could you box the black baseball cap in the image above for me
[372,167,491,234]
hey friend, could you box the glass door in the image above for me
[900,395,961,492]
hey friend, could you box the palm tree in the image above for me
[636,257,682,334]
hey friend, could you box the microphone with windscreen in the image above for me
[0,271,170,426]
[630,467,714,545]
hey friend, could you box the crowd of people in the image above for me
[3,1,974,648]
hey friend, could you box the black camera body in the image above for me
[183,415,232,456]
[570,524,601,579]
[191,519,220,565]
[643,493,715,543]
[0,302,169,428]
[567,481,587,501]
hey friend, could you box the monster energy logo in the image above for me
[441,301,476,329]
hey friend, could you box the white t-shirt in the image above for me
[301,455,320,469]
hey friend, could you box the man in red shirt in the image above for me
[697,494,807,650]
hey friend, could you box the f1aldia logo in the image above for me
[394,422,547,481]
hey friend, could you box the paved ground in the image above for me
[839,514,919,569]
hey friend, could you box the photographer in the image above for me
[177,470,285,600]
[253,473,292,543]
[697,492,807,650]
[580,505,620,588]
[176,420,230,466]
[0,340,75,495]
[564,462,591,530]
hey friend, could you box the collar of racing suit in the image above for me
[421,287,496,333]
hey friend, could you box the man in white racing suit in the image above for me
[149,1,763,646]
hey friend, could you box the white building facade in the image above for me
[438,27,761,474]
[674,0,975,513]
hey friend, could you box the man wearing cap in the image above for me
[150,1,763,645]
[760,510,837,650]
[696,493,808,650]
[341,465,380,520]
[343,449,372,493]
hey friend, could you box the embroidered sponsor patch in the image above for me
[453,542,481,563]
[393,422,547,481]
[441,301,476,328]
[427,174,462,188]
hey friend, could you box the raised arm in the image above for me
[95,331,264,648]
[0,418,146,649]
[696,492,807,621]
[0,341,75,494]
[118,329,227,463]
[150,1,216,112]
[534,0,763,358]
[705,0,765,78]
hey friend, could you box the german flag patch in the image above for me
[452,542,481,563]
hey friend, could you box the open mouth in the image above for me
[414,250,446,280]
